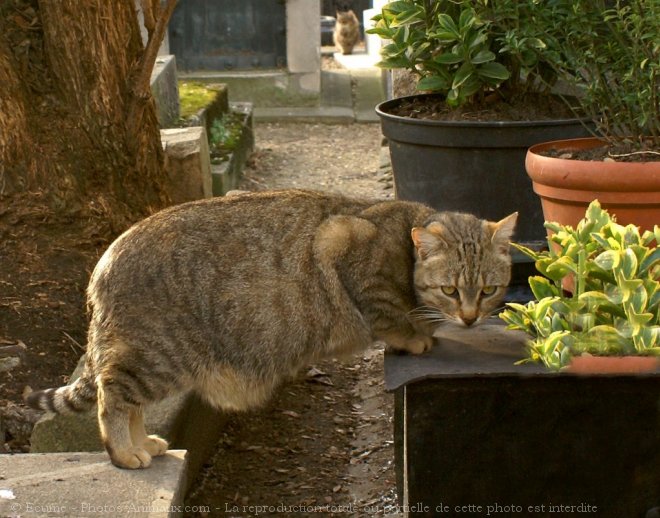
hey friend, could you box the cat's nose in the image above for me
[462,316,477,326]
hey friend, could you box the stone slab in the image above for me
[0,450,188,517]
[150,55,180,128]
[161,127,212,204]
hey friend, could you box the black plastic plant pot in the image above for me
[376,94,592,244]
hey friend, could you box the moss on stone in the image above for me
[178,82,218,118]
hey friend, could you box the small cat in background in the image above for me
[26,190,516,470]
[333,8,360,55]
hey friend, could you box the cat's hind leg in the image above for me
[97,380,152,469]
[129,407,168,458]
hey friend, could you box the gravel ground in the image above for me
[185,122,402,518]
[238,122,393,198]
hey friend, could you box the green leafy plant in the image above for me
[538,0,660,148]
[367,0,556,107]
[500,201,660,370]
[209,113,244,165]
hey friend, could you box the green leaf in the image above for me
[452,61,474,89]
[510,242,542,261]
[471,49,495,64]
[639,248,660,275]
[529,276,559,300]
[534,297,558,321]
[458,8,476,31]
[433,30,459,42]
[620,248,639,278]
[366,26,393,38]
[584,200,610,229]
[578,290,612,306]
[628,285,649,314]
[477,62,510,81]
[458,74,482,98]
[383,1,416,14]
[434,52,463,65]
[594,250,620,271]
[546,255,578,276]
[436,13,459,38]
[391,7,424,27]
[499,309,530,332]
[376,56,412,69]
[544,222,565,234]
[416,75,450,91]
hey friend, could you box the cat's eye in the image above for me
[441,286,457,296]
[482,286,497,296]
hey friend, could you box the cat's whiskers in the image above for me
[482,305,507,319]
[407,305,448,325]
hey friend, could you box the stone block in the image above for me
[150,55,180,128]
[0,450,188,518]
[161,127,212,204]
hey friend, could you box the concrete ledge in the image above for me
[254,106,356,123]
[0,450,188,518]
[179,71,320,108]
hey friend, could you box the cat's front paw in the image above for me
[384,333,433,355]
[109,446,152,469]
[402,334,433,355]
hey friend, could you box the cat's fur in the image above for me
[26,190,516,469]
[333,9,360,55]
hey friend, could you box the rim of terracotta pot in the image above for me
[526,137,660,192]
[566,355,660,375]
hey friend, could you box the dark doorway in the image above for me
[169,0,287,71]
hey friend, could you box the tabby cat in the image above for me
[333,9,360,55]
[27,190,517,469]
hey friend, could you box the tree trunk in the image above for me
[0,0,175,229]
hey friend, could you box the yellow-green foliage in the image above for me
[178,82,216,119]
[500,201,660,370]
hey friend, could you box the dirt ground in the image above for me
[0,121,403,516]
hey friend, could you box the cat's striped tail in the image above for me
[25,370,97,414]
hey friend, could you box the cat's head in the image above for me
[410,212,517,328]
[335,9,356,22]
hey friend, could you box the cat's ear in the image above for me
[411,223,447,260]
[489,212,518,253]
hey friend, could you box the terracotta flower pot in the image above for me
[525,137,660,232]
[567,355,660,375]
